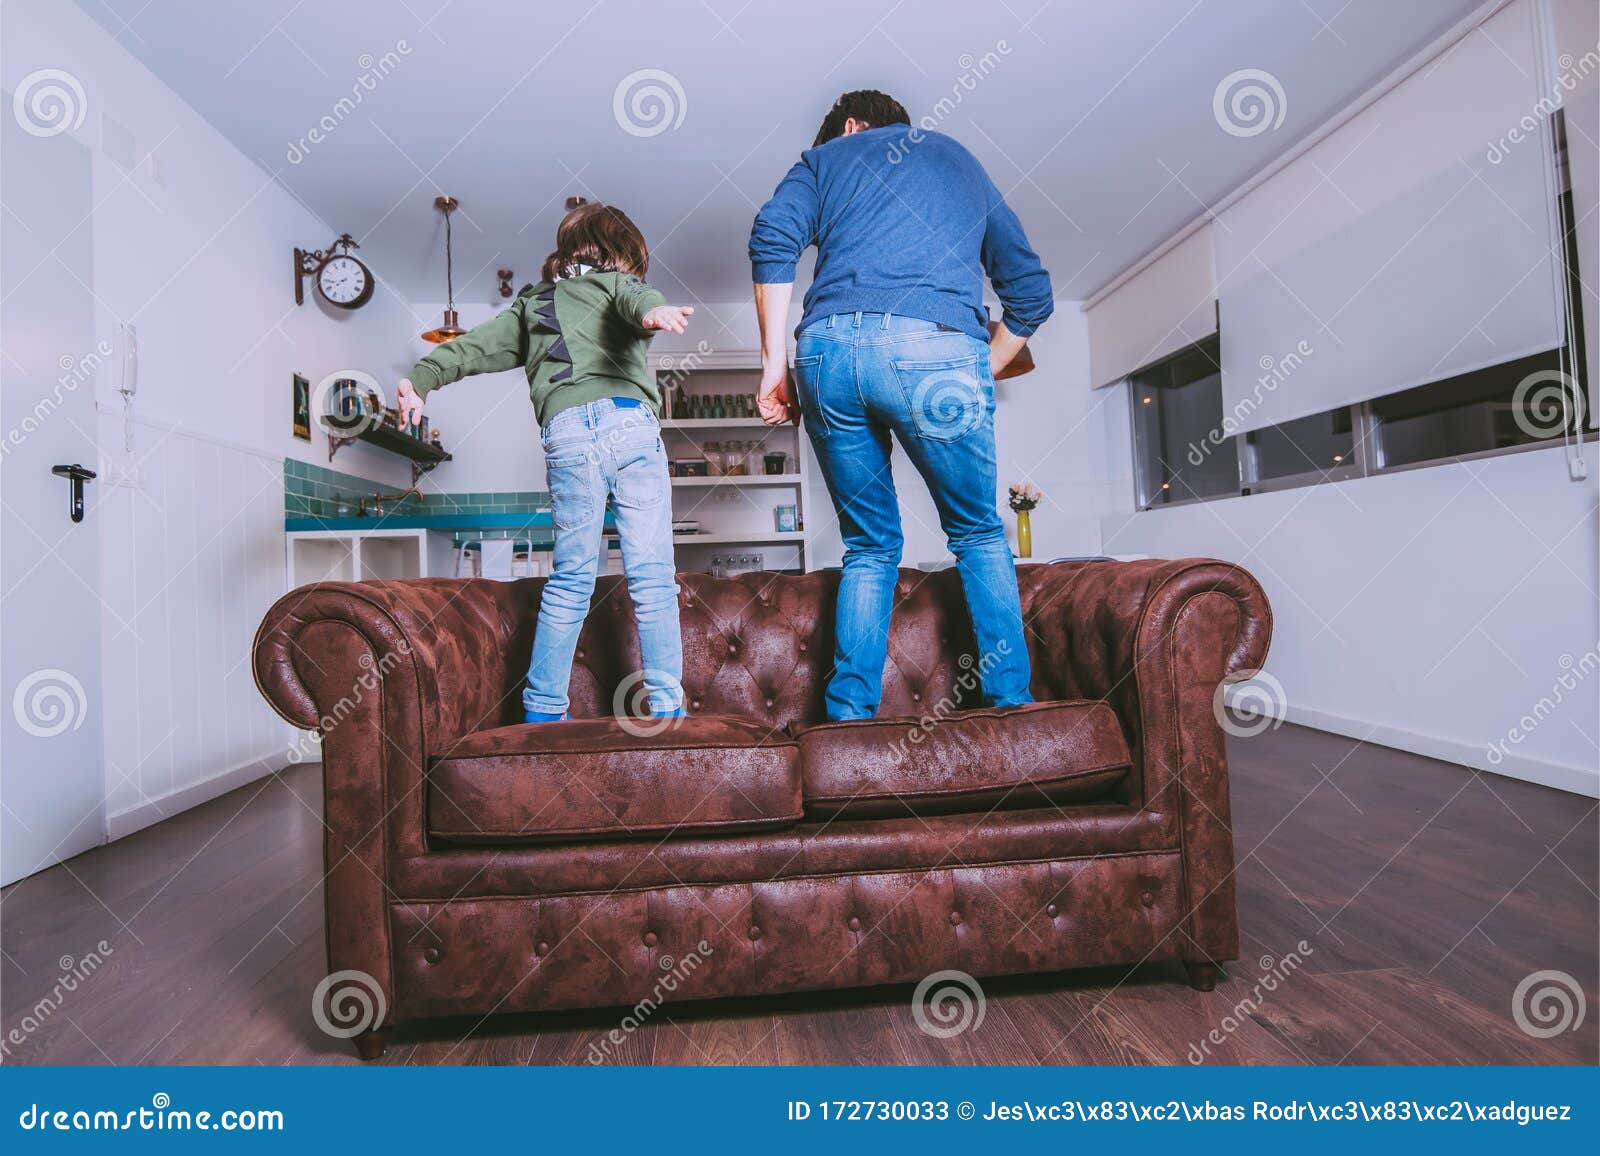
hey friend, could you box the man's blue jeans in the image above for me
[793,312,1032,720]
[523,398,683,716]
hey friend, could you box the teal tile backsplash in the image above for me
[283,458,550,520]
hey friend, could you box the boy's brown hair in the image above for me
[541,202,650,282]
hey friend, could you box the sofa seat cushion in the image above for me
[795,700,1132,819]
[428,715,802,845]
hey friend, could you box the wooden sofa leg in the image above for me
[1184,962,1223,992]
[352,1029,388,1060]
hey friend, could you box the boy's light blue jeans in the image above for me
[523,398,683,717]
[793,312,1032,721]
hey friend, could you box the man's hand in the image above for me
[641,304,695,334]
[397,377,425,427]
[757,362,796,425]
[988,324,1029,379]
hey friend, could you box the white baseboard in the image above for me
[1226,689,1600,799]
[104,751,288,841]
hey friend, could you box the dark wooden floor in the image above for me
[3,722,1595,1065]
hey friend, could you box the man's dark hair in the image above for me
[812,90,910,147]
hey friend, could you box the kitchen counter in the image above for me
[284,512,565,533]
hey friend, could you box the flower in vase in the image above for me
[1008,482,1041,512]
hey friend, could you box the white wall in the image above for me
[3,0,424,841]
[1097,386,1599,796]
[1072,0,1600,797]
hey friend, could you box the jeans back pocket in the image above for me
[891,352,987,442]
[545,452,599,530]
[791,351,827,439]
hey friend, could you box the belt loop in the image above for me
[853,311,862,329]
[879,312,891,330]
[826,314,836,329]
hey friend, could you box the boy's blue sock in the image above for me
[523,709,567,724]
[649,705,688,719]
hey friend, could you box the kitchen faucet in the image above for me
[360,486,424,517]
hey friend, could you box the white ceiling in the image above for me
[79,0,1482,308]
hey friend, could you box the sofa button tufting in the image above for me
[847,916,862,932]
[423,946,441,964]
[691,699,702,711]
[575,648,585,659]
[949,911,962,926]
[643,931,658,947]
[535,940,550,957]
[798,641,808,652]
[748,925,762,940]
[765,697,775,708]
[912,692,922,703]
[1046,903,1060,918]
[1140,891,1155,907]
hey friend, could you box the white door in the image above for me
[0,96,106,884]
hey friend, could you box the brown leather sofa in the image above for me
[253,559,1270,1058]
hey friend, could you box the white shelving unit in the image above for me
[654,351,816,574]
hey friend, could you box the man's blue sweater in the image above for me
[749,125,1054,342]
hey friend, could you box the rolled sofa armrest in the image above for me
[253,577,539,856]
[1019,558,1272,962]
[252,577,537,1019]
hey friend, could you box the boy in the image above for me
[398,202,692,723]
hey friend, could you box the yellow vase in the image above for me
[1016,507,1033,559]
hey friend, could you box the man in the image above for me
[750,89,1054,721]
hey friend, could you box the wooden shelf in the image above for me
[670,474,802,488]
[330,422,451,482]
[661,418,775,430]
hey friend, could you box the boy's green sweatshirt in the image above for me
[407,270,667,425]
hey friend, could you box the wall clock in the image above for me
[294,233,374,309]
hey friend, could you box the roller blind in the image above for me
[1215,0,1565,434]
[1086,224,1216,388]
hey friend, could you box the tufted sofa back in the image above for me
[563,564,1115,732]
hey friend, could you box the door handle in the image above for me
[51,463,97,524]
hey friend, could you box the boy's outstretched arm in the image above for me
[398,305,528,424]
[611,274,693,333]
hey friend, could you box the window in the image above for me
[1370,349,1585,469]
[1127,118,1592,506]
[1129,337,1240,508]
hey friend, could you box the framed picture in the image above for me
[292,373,311,441]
